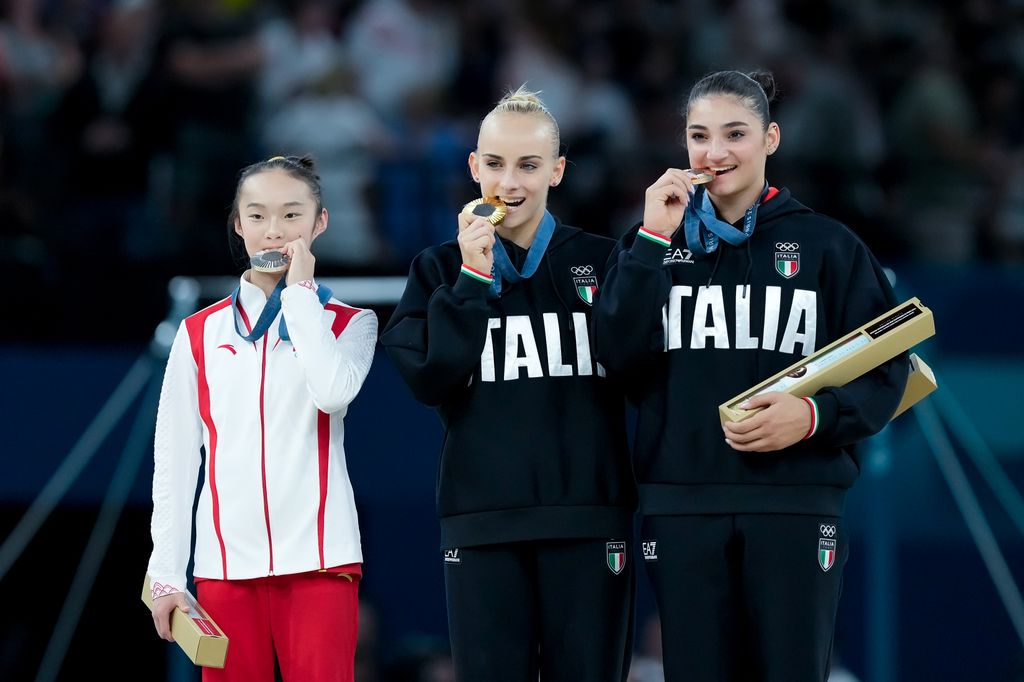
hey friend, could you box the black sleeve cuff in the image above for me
[453,271,492,299]
[630,231,671,267]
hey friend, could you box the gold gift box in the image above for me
[141,574,228,668]
[719,298,936,424]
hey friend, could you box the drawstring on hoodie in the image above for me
[704,238,753,297]
[706,248,724,287]
[701,185,776,292]
[742,238,753,298]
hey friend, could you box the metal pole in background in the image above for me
[916,395,1024,648]
[863,426,897,682]
[932,387,1024,538]
[34,362,162,682]
[0,354,153,584]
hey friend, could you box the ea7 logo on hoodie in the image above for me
[663,247,694,266]
[571,265,598,305]
[775,241,800,278]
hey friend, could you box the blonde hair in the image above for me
[481,85,561,158]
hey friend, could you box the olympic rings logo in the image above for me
[776,242,800,252]
[570,265,594,276]
[820,524,837,537]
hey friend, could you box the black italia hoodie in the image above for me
[381,218,636,548]
[593,187,909,517]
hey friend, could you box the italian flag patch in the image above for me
[818,538,836,572]
[606,541,626,575]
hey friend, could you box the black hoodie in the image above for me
[593,188,909,517]
[381,218,636,548]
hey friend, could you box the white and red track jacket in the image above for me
[147,277,377,598]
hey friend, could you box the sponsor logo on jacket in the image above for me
[664,248,695,266]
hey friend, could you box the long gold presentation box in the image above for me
[141,575,228,668]
[719,298,936,424]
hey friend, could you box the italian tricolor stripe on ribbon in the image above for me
[637,227,672,248]
[801,396,819,439]
[460,265,493,284]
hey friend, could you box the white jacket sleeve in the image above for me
[280,284,378,414]
[147,321,203,597]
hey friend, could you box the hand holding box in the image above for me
[142,574,228,668]
[720,298,937,424]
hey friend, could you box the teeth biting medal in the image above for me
[251,250,290,273]
[461,196,508,225]
[686,168,715,184]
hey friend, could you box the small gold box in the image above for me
[141,574,228,668]
[719,298,936,423]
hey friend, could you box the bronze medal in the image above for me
[686,168,715,185]
[461,197,508,226]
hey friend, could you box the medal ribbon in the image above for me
[683,183,769,256]
[489,210,556,297]
[231,277,333,343]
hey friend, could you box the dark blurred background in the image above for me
[2,0,1023,680]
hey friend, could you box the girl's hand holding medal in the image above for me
[283,238,316,286]
[642,168,715,238]
[458,197,506,275]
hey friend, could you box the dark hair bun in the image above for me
[293,154,318,172]
[747,71,777,103]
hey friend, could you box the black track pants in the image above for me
[443,538,636,681]
[641,514,847,682]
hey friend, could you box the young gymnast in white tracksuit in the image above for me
[147,155,377,682]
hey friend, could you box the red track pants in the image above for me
[197,571,359,682]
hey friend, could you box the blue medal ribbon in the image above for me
[683,183,769,256]
[231,277,333,343]
[489,210,556,297]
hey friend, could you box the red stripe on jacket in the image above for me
[315,303,361,567]
[186,297,233,579]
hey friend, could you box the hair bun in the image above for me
[747,71,777,103]
[294,154,317,172]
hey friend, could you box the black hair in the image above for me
[685,70,778,130]
[226,154,323,270]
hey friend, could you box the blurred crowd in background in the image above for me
[3,0,1024,343]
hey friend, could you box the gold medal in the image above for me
[686,168,715,185]
[461,196,507,226]
[250,250,290,273]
